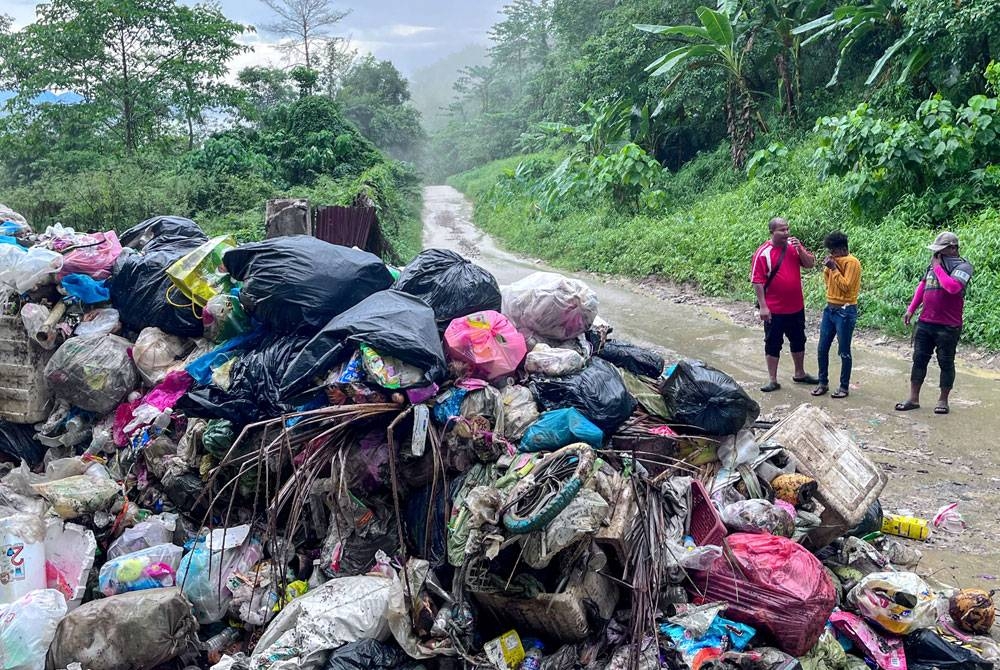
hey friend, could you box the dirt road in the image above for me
[423,184,1000,586]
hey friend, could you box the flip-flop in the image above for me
[760,381,781,392]
[831,388,849,399]
[811,386,828,396]
[792,374,819,385]
[934,404,949,414]
[895,401,920,411]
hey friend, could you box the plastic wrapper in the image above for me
[847,572,939,635]
[361,344,427,389]
[524,343,586,377]
[522,488,609,569]
[829,610,906,670]
[224,236,393,334]
[594,339,665,378]
[520,408,603,452]
[132,327,192,385]
[31,474,120,520]
[721,499,795,537]
[59,230,122,280]
[0,513,47,604]
[98,543,183,596]
[119,215,206,250]
[203,293,250,343]
[0,420,47,468]
[661,359,760,435]
[44,334,138,413]
[281,290,446,398]
[528,358,635,432]
[904,628,993,670]
[44,519,97,609]
[0,589,67,670]
[73,307,120,337]
[932,502,966,535]
[177,525,263,624]
[109,237,206,337]
[502,271,599,341]
[500,384,539,441]
[46,587,198,670]
[444,310,527,380]
[250,574,396,670]
[690,533,836,656]
[660,613,755,665]
[392,248,501,326]
[166,235,235,307]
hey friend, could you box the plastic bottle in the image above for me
[520,638,544,670]
[881,513,930,541]
[307,558,327,590]
[202,627,240,654]
[153,408,173,432]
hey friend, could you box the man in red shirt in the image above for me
[750,217,819,392]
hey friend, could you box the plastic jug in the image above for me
[881,513,930,541]
[0,514,47,604]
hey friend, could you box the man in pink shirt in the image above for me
[750,217,819,392]
[895,231,974,415]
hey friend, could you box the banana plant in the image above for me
[791,0,930,88]
[636,6,762,169]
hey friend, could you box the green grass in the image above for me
[451,143,1000,349]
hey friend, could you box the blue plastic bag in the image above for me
[519,408,603,452]
[60,273,110,304]
[185,329,262,385]
[661,614,755,660]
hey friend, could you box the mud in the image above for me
[423,184,1000,587]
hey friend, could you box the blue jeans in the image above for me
[817,304,857,389]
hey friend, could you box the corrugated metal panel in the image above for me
[313,205,377,250]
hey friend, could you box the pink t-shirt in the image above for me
[914,261,973,327]
[750,242,804,315]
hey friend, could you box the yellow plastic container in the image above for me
[483,630,525,669]
[881,514,930,540]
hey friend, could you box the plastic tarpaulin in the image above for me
[528,358,635,432]
[689,533,836,657]
[281,290,447,398]
[224,237,393,334]
[392,248,501,326]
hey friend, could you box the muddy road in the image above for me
[423,184,1000,587]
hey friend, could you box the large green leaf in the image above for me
[791,12,835,35]
[648,44,720,77]
[896,46,931,84]
[865,32,912,86]
[696,7,733,46]
[635,23,712,40]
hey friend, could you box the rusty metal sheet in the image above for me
[313,205,377,250]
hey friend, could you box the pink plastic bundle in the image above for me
[444,310,527,380]
[59,230,122,280]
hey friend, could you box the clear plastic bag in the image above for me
[177,525,263,624]
[19,302,58,349]
[500,383,539,441]
[202,293,250,343]
[44,334,138,413]
[1,247,63,292]
[721,499,795,537]
[502,271,599,341]
[0,589,68,670]
[132,327,192,386]
[31,474,120,520]
[74,307,120,337]
[99,543,184,596]
[524,342,586,376]
[847,572,940,635]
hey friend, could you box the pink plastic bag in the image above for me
[59,230,122,280]
[830,610,907,670]
[444,310,527,380]
[688,533,836,656]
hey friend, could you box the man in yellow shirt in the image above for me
[812,231,861,398]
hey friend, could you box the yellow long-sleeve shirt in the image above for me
[824,254,861,305]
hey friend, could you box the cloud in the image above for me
[388,24,435,38]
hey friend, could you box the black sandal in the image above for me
[811,386,828,396]
[831,388,849,399]
[934,403,949,414]
[895,400,920,411]
[760,381,781,392]
[792,374,820,385]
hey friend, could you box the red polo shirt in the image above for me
[750,242,805,315]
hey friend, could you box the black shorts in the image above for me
[764,309,807,357]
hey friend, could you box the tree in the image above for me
[290,65,319,97]
[337,55,424,160]
[259,0,350,69]
[316,37,357,98]
[237,66,297,118]
[638,6,763,169]
[1,0,247,154]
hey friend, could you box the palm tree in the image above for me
[637,6,762,169]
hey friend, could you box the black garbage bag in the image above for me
[848,499,884,537]
[179,333,311,424]
[119,215,207,250]
[392,248,501,326]
[281,290,447,397]
[661,360,760,435]
[223,237,393,334]
[324,640,408,670]
[596,339,665,378]
[0,421,46,468]
[109,237,205,337]
[904,629,993,670]
[339,498,402,577]
[529,358,636,432]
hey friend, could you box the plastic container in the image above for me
[203,627,240,653]
[0,314,54,423]
[881,513,930,541]
[0,513,47,604]
[689,479,726,547]
[521,638,544,670]
[757,403,887,549]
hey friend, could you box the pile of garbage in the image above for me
[0,205,996,670]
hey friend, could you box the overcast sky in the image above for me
[6,0,508,76]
